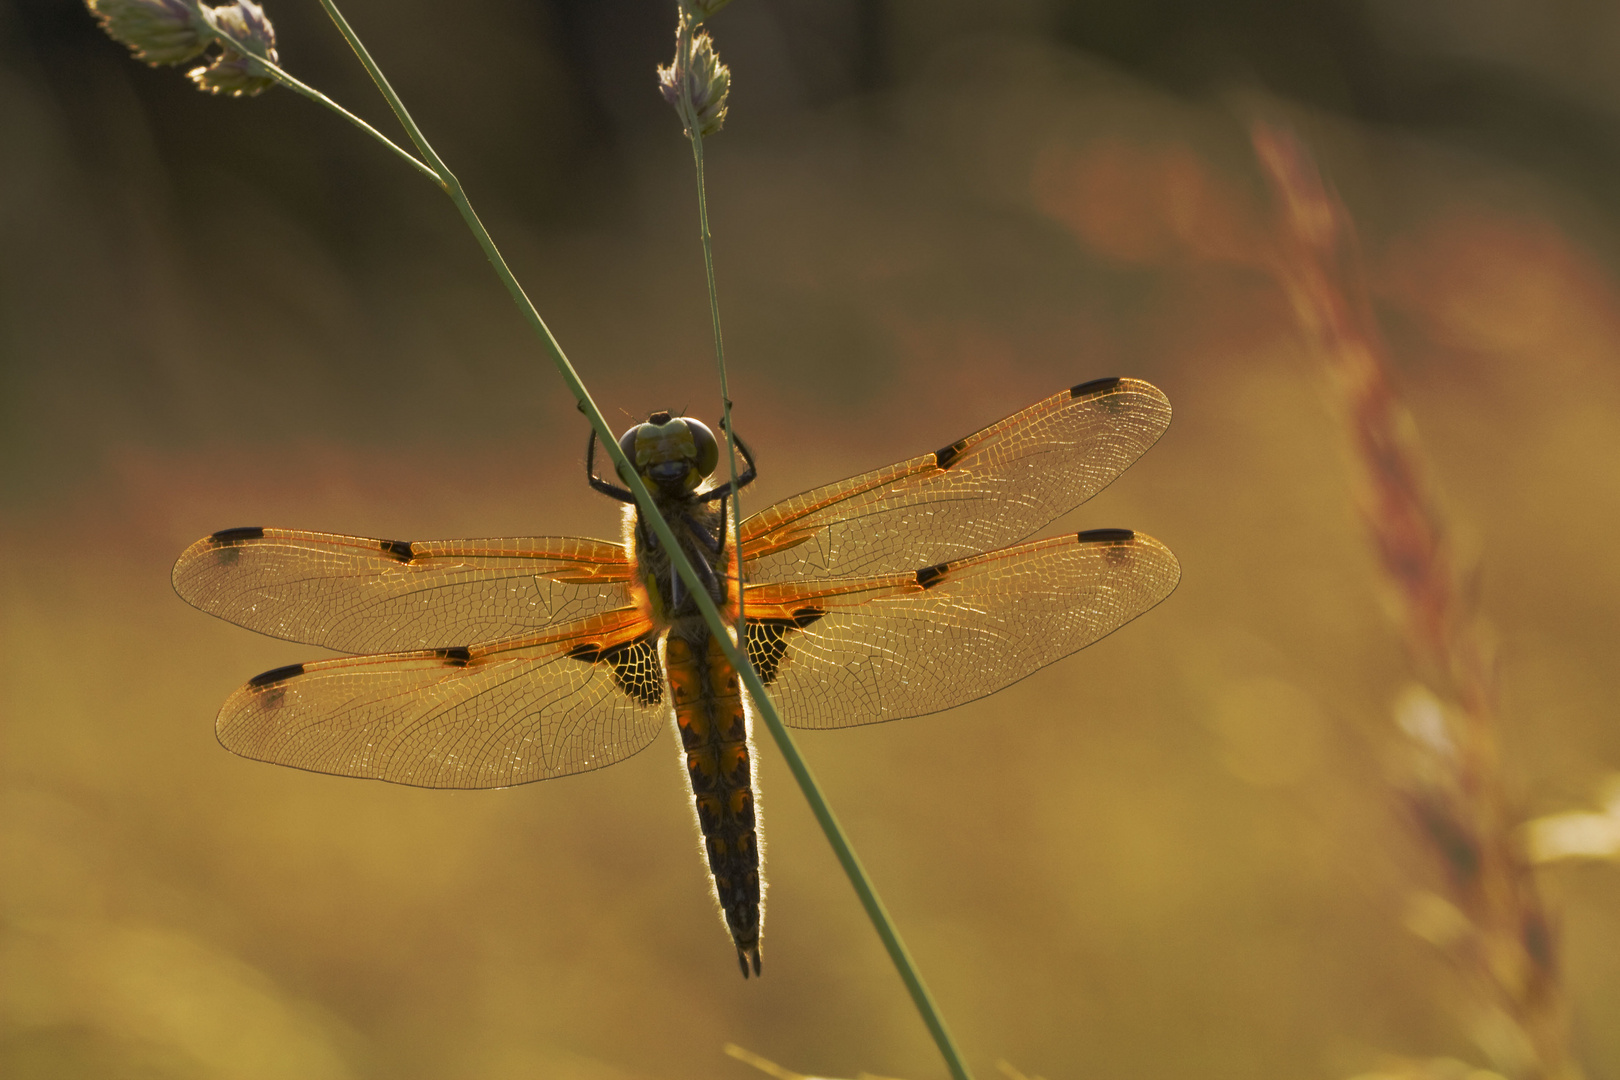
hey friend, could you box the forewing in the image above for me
[741,380,1172,582]
[216,607,668,788]
[743,529,1179,729]
[739,378,1171,582]
[173,527,632,653]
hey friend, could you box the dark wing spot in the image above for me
[380,539,414,563]
[934,438,969,470]
[435,646,472,666]
[209,526,264,545]
[569,634,662,706]
[1070,376,1122,398]
[745,608,825,685]
[1078,528,1135,543]
[248,663,304,688]
[915,562,950,590]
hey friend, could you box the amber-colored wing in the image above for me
[214,606,667,788]
[173,527,632,654]
[742,529,1179,729]
[738,378,1171,582]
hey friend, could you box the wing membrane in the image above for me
[174,528,632,653]
[739,378,1171,582]
[216,607,666,788]
[743,529,1180,729]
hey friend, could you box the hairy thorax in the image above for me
[623,494,733,638]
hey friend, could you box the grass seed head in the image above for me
[658,28,731,137]
[86,0,209,66]
[188,1,279,97]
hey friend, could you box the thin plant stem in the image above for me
[671,15,973,1080]
[204,24,435,181]
[679,47,745,643]
[314,5,972,1076]
[310,1,709,615]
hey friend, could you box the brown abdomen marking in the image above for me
[665,629,763,977]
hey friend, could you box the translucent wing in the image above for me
[173,527,632,654]
[743,529,1179,730]
[738,378,1171,582]
[216,607,667,788]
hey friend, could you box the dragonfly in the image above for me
[173,376,1179,978]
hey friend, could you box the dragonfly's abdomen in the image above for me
[665,626,762,977]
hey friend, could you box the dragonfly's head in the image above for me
[618,412,719,493]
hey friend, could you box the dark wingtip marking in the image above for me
[380,539,414,563]
[1079,528,1135,543]
[209,526,265,545]
[248,663,304,688]
[435,646,472,666]
[916,562,950,589]
[1071,376,1123,398]
[934,438,969,470]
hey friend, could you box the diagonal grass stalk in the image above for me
[242,4,974,1076]
[191,19,435,181]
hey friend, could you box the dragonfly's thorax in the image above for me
[625,494,732,629]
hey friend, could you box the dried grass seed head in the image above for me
[189,0,279,97]
[86,0,209,66]
[657,28,731,137]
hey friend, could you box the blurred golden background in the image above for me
[4,2,1620,1078]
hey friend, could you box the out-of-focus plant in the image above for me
[1525,774,1620,864]
[1254,123,1581,1080]
[83,2,974,1077]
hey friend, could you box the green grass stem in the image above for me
[671,14,973,1080]
[287,5,972,1076]
[204,23,435,181]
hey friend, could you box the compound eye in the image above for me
[617,425,641,464]
[683,418,719,478]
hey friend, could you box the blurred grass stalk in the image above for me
[1252,124,1579,1080]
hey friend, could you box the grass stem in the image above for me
[309,6,971,1075]
[203,23,436,181]
[672,14,972,1080]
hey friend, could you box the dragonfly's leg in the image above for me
[683,512,724,555]
[689,547,721,597]
[729,431,758,491]
[698,430,758,501]
[586,429,635,503]
[638,519,661,552]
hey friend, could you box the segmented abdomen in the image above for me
[664,626,762,977]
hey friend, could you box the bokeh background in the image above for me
[4,2,1620,1078]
